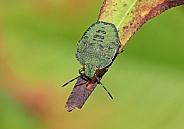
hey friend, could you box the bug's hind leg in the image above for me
[117,44,124,54]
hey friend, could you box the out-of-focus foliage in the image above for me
[0,0,184,129]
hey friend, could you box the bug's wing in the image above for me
[65,74,98,112]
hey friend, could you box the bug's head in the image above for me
[82,63,96,77]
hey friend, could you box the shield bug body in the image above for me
[62,21,122,111]
[76,21,121,77]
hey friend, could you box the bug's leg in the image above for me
[94,74,113,99]
[62,67,85,87]
[62,75,80,87]
[117,44,124,54]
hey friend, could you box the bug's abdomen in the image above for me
[92,29,106,43]
[76,21,120,68]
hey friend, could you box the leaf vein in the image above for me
[117,1,137,29]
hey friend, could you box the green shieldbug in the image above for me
[76,21,121,77]
[62,21,123,111]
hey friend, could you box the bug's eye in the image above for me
[79,68,85,75]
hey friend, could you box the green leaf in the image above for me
[98,0,184,49]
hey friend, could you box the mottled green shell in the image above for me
[76,21,120,77]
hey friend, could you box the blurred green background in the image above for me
[0,0,184,129]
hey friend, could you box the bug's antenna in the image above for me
[95,74,113,99]
[62,75,80,87]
